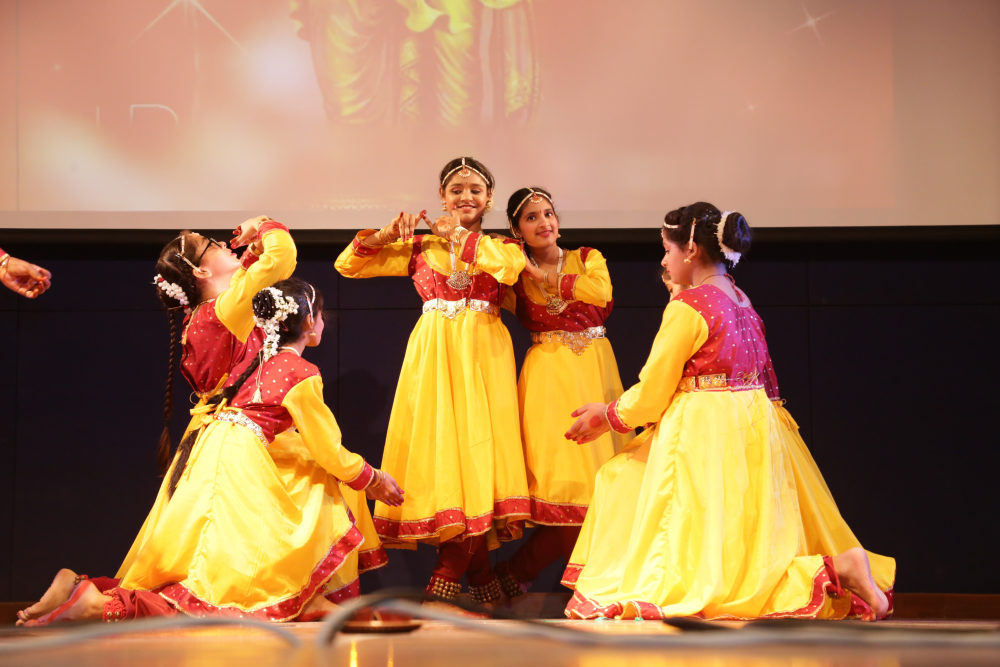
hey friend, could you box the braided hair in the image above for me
[153,231,205,475]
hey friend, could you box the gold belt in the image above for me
[422,298,498,320]
[215,409,268,446]
[531,325,606,356]
[677,372,763,392]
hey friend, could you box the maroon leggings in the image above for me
[431,535,494,585]
[89,576,177,620]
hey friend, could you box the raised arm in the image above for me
[427,212,526,285]
[333,212,428,279]
[216,220,297,342]
[558,247,612,307]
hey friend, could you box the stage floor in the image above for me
[3,616,1000,667]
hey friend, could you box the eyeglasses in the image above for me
[176,236,223,272]
[195,238,223,266]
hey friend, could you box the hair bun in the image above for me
[720,211,752,256]
[252,288,279,321]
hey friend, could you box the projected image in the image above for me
[2,0,895,226]
[292,0,539,125]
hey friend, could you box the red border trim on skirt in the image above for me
[563,556,892,621]
[157,524,364,622]
[529,498,589,526]
[358,546,390,573]
[375,497,530,543]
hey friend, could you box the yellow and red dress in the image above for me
[117,221,297,578]
[563,285,896,620]
[509,247,630,525]
[119,351,377,619]
[118,223,386,597]
[335,230,530,548]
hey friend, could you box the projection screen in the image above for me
[0,0,997,230]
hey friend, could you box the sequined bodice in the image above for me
[673,285,779,399]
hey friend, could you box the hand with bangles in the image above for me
[366,468,405,506]
[365,210,428,246]
[0,252,52,298]
[230,215,275,251]
[564,402,611,444]
[427,210,468,243]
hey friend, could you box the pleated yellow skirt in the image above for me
[117,421,362,620]
[519,337,631,525]
[374,308,530,547]
[564,389,895,620]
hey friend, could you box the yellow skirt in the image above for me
[564,389,896,620]
[519,337,631,525]
[116,400,217,579]
[374,308,530,547]
[117,420,362,620]
[268,428,388,600]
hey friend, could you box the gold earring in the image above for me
[485,198,494,212]
[441,200,448,212]
[683,258,692,265]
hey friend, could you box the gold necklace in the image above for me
[277,346,301,356]
[697,273,727,286]
[446,238,472,290]
[527,247,567,316]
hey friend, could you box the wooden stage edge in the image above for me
[3,592,998,626]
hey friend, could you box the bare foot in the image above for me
[23,581,109,626]
[15,568,79,626]
[833,547,888,620]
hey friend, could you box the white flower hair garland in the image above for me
[716,210,742,266]
[153,274,190,310]
[254,287,299,362]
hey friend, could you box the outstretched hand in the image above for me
[1,256,52,298]
[366,469,405,506]
[564,402,611,444]
[231,215,274,249]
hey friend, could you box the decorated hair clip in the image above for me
[174,235,199,271]
[253,287,300,363]
[715,210,742,266]
[153,274,190,309]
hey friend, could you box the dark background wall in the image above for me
[2,226,998,600]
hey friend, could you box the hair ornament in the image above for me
[442,157,490,188]
[153,274,190,310]
[174,235,199,272]
[687,217,697,251]
[510,188,554,221]
[715,210,742,266]
[254,287,300,362]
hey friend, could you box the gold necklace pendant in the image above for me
[545,296,568,316]
[447,269,472,290]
